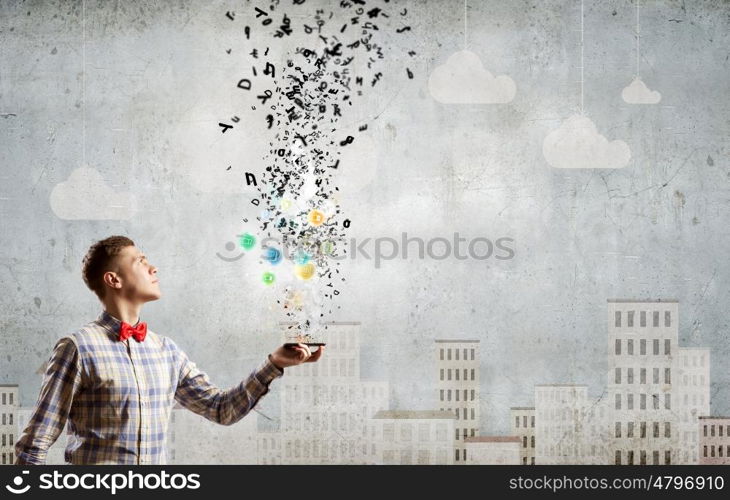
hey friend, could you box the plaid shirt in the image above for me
[15,310,283,465]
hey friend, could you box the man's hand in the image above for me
[269,343,324,370]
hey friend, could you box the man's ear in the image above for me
[103,270,122,291]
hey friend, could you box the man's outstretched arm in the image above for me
[15,337,83,465]
[173,342,323,426]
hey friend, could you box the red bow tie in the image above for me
[118,321,147,342]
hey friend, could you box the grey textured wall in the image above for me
[1,0,728,442]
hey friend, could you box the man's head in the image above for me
[82,235,160,305]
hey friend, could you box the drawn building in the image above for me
[606,299,709,465]
[372,410,455,465]
[272,322,390,464]
[676,347,710,464]
[534,384,590,464]
[435,339,480,463]
[464,436,521,465]
[510,407,535,465]
[1,385,18,466]
[168,400,258,464]
[699,417,730,465]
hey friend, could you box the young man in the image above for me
[15,235,322,465]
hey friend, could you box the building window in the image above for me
[1,393,4,405]
[640,450,647,465]
[531,416,535,427]
[627,394,634,410]
[711,425,715,437]
[471,369,475,380]
[664,339,671,355]
[455,390,459,402]
[653,422,660,438]
[628,368,634,384]
[627,422,634,437]
[615,422,621,438]
[8,393,12,405]
[615,339,621,355]
[463,408,467,420]
[640,339,646,355]
[721,447,724,458]
[463,449,467,461]
[640,394,646,410]
[653,368,660,384]
[523,436,528,448]
[664,394,671,410]
[640,368,646,384]
[455,449,459,462]
[523,416,527,427]
[665,450,671,465]
[641,421,646,438]
[665,368,671,384]
[615,368,621,384]
[455,429,460,441]
[665,422,671,438]
[640,311,646,327]
[653,394,660,410]
[440,390,444,401]
[665,311,671,327]
[615,311,621,327]
[653,311,659,327]
[515,416,520,428]
[471,390,475,401]
[704,425,708,437]
[447,349,451,360]
[615,450,621,465]
[653,339,659,355]
[704,445,708,457]
[471,408,475,420]
[523,457,527,465]
[455,369,459,381]
[447,389,451,401]
[653,451,659,465]
[463,348,467,360]
[470,349,475,360]
[628,450,634,465]
[447,369,451,381]
[628,311,635,327]
[440,369,444,381]
[615,394,621,410]
[628,339,634,355]
[531,436,535,448]
[455,349,459,361]
[440,349,444,360]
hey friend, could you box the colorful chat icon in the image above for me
[308,209,326,226]
[295,262,316,280]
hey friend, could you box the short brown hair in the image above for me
[81,235,135,301]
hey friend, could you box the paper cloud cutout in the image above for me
[621,77,661,104]
[50,167,137,220]
[428,50,516,104]
[543,114,631,169]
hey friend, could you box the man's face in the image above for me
[106,245,161,303]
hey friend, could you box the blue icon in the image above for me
[263,247,282,265]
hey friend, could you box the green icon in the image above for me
[262,272,276,285]
[320,240,334,255]
[239,233,256,251]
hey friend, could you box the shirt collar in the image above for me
[97,310,143,339]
